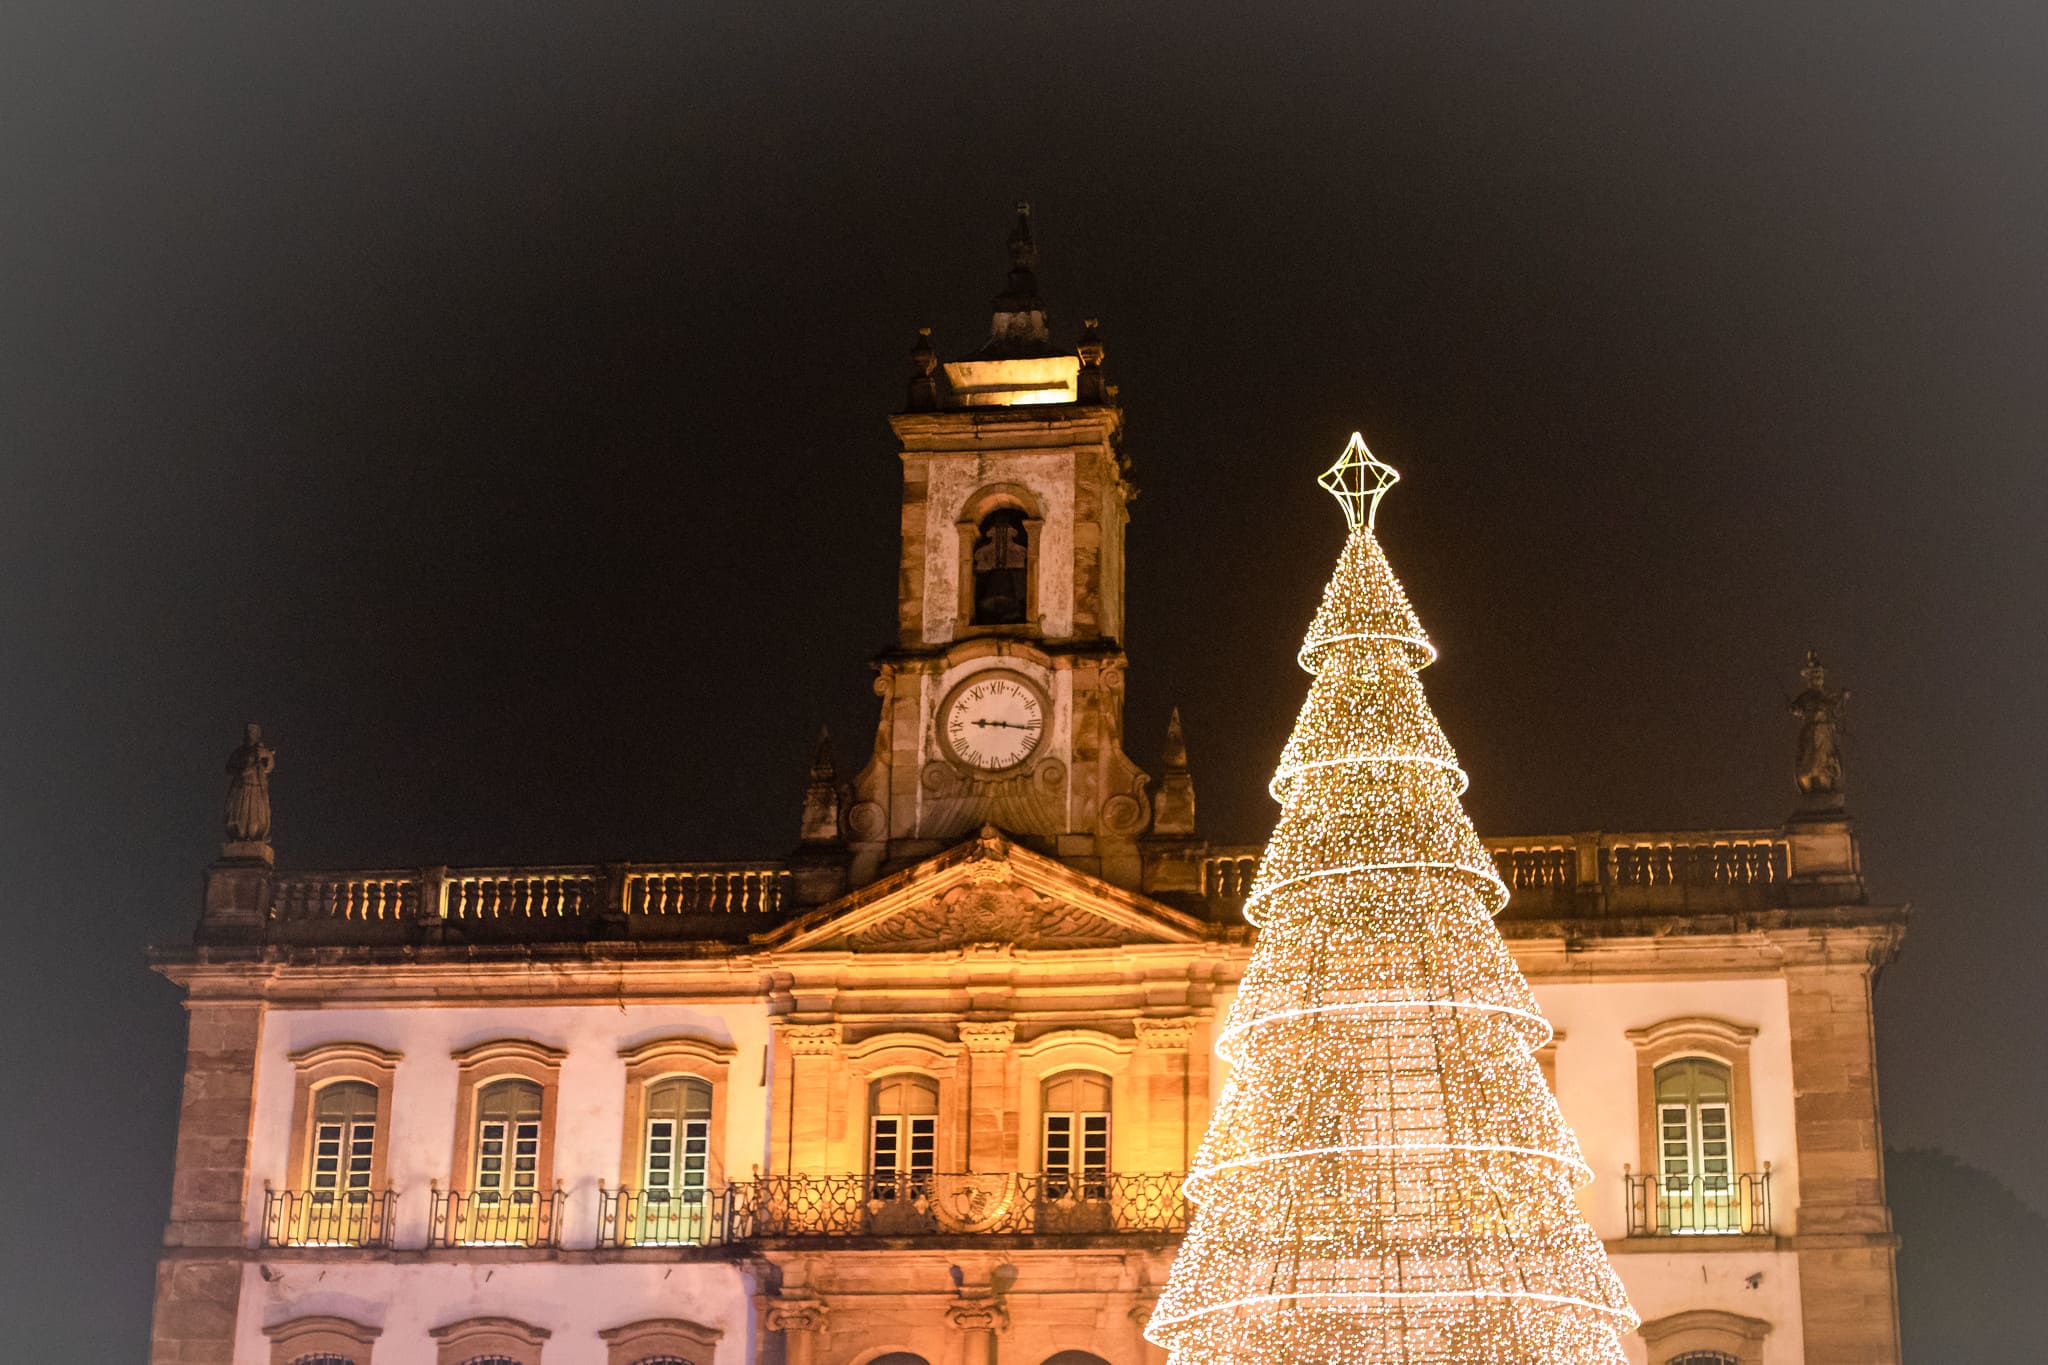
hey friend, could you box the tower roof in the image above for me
[938,203,1090,407]
[971,202,1064,362]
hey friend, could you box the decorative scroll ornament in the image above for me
[1317,430,1400,532]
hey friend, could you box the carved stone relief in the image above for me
[844,883,1140,952]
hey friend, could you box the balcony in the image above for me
[596,1186,743,1248]
[428,1187,567,1248]
[596,1173,1187,1248]
[1624,1170,1772,1236]
[735,1171,1190,1241]
[260,1187,396,1248]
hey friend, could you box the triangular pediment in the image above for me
[765,828,1209,954]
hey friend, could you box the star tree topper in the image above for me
[1319,430,1401,530]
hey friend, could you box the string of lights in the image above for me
[1147,436,1637,1364]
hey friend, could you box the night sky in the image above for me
[4,3,2044,1357]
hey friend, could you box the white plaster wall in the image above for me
[1610,1251,1806,1364]
[922,451,1075,641]
[246,1003,775,1251]
[1533,978,1800,1241]
[235,1261,757,1365]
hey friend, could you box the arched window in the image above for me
[473,1079,543,1197]
[867,1356,931,1365]
[869,1075,939,1197]
[1041,1071,1110,1198]
[643,1077,713,1199]
[1668,1354,1739,1365]
[1655,1058,1734,1187]
[267,1315,381,1365]
[310,1082,378,1202]
[1043,1354,1113,1365]
[971,508,1030,625]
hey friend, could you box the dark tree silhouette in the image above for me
[1889,1147,2048,1365]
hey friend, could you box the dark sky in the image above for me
[4,3,2044,1357]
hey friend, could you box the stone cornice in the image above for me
[151,906,1905,1004]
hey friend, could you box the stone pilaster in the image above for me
[1133,1017,1200,1172]
[1776,931,1902,1365]
[1129,1299,1168,1365]
[151,1001,264,1365]
[958,1021,1016,1172]
[946,1299,1007,1365]
[775,1023,841,1175]
[763,1298,829,1365]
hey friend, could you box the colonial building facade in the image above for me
[150,211,1906,1365]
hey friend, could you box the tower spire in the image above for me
[976,201,1057,359]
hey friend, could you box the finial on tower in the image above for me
[906,327,940,411]
[1150,708,1196,835]
[1009,201,1037,268]
[1076,317,1109,404]
[1318,431,1401,532]
[799,726,843,844]
[978,201,1054,359]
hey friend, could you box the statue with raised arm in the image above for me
[1791,652,1848,804]
[224,722,276,846]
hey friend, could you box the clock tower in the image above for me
[842,206,1154,887]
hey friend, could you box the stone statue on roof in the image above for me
[223,722,276,848]
[1791,653,1848,806]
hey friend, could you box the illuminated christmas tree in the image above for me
[1148,435,1637,1365]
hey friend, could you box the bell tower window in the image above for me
[971,508,1030,625]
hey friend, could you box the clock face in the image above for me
[940,672,1047,772]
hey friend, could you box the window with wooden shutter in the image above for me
[869,1075,939,1197]
[1042,1071,1111,1198]
[474,1079,543,1195]
[310,1082,377,1203]
[1653,1057,1738,1231]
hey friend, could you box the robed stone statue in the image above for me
[1790,653,1847,806]
[224,722,276,848]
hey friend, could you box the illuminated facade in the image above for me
[150,209,1905,1365]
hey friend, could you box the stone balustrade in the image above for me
[215,821,1852,946]
[237,862,791,944]
[1200,825,1841,920]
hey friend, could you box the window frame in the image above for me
[428,1316,551,1365]
[1636,1309,1773,1365]
[264,1314,381,1365]
[1039,1070,1112,1198]
[617,1035,736,1194]
[285,1043,400,1198]
[839,1033,965,1174]
[597,1318,723,1365]
[1626,1017,1760,1183]
[1016,1029,1136,1175]
[448,1038,565,1196]
[868,1072,941,1195]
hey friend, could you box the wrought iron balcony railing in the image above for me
[428,1187,566,1248]
[732,1171,1190,1239]
[260,1187,396,1248]
[1624,1170,1772,1236]
[596,1185,743,1248]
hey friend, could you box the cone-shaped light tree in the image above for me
[1148,435,1637,1365]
